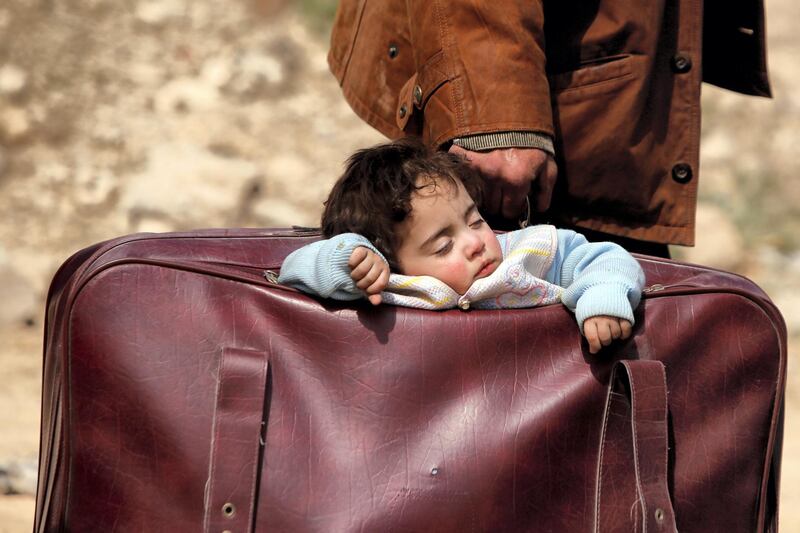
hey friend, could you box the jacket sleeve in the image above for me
[545,229,645,332]
[277,233,387,301]
[403,0,553,146]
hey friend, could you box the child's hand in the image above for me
[583,316,633,354]
[348,247,390,305]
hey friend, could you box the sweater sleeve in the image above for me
[277,233,387,301]
[545,229,645,332]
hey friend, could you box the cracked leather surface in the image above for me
[36,230,786,532]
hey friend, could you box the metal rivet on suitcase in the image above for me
[430,467,439,476]
[654,507,665,523]
[222,502,236,518]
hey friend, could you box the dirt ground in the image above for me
[1,0,798,530]
[0,327,39,532]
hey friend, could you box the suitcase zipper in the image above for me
[643,284,666,293]
[84,261,772,313]
[642,282,706,294]
[262,279,692,294]
[642,282,729,296]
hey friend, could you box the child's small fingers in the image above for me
[367,293,383,305]
[584,321,600,354]
[364,268,389,295]
[598,323,613,346]
[374,267,390,292]
[589,338,600,354]
[349,257,372,281]
[355,261,383,289]
[620,320,633,339]
[608,319,622,340]
[348,247,369,269]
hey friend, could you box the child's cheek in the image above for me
[440,261,472,293]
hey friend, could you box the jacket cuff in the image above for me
[451,131,555,157]
[573,284,636,334]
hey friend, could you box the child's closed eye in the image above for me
[469,218,485,229]
[434,240,453,256]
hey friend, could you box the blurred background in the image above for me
[0,0,797,530]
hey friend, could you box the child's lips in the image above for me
[476,259,498,279]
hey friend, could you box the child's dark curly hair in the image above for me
[322,137,484,270]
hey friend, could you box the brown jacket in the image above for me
[328,0,770,245]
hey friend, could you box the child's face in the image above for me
[395,177,503,295]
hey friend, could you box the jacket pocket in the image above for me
[549,54,634,103]
[548,54,662,219]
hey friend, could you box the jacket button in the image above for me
[413,85,423,106]
[672,163,693,183]
[459,300,471,310]
[398,104,407,118]
[671,53,692,73]
[388,44,398,59]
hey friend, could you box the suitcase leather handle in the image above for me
[204,347,269,533]
[595,360,677,532]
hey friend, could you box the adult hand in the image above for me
[449,145,558,220]
[348,247,390,305]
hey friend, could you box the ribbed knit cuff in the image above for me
[319,237,363,286]
[277,233,387,301]
[574,284,636,334]
[319,234,385,298]
[451,131,555,156]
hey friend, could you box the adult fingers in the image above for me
[484,180,504,215]
[449,145,500,175]
[450,146,521,216]
[500,184,531,219]
[473,156,504,215]
[448,143,471,159]
[498,150,551,218]
[497,149,536,218]
[532,157,558,213]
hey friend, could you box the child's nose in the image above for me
[465,231,485,258]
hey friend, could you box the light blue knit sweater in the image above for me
[278,226,645,329]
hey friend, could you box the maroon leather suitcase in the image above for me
[35,228,786,532]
